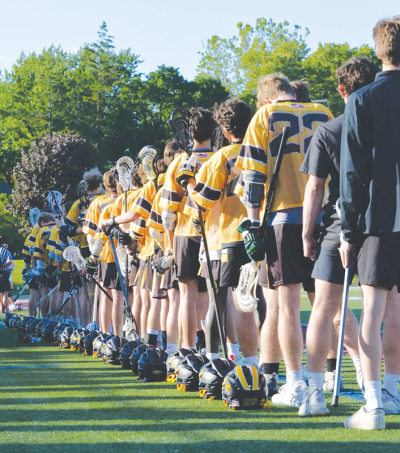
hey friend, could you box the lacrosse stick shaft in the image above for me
[123,191,130,304]
[198,209,228,359]
[34,283,59,310]
[92,284,99,324]
[109,237,130,310]
[332,265,351,407]
[93,278,113,301]
[12,281,30,302]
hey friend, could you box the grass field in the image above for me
[11,260,29,295]
[0,287,399,453]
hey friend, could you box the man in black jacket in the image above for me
[340,16,400,430]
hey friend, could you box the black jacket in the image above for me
[340,70,400,243]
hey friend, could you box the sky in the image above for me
[0,0,397,80]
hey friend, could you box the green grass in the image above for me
[0,288,398,453]
[11,260,29,295]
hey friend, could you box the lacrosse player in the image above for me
[0,237,13,314]
[159,108,215,351]
[339,17,400,430]
[298,57,380,417]
[234,73,332,406]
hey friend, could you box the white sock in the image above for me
[146,328,159,335]
[364,380,382,411]
[201,319,205,331]
[227,342,240,361]
[308,372,324,393]
[352,355,362,374]
[166,343,178,356]
[243,355,258,367]
[207,353,220,360]
[383,373,400,396]
[287,370,303,390]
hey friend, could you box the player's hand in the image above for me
[303,237,319,261]
[112,227,132,246]
[175,155,198,187]
[99,218,112,231]
[84,257,98,281]
[339,241,356,269]
[59,224,77,238]
[237,218,265,262]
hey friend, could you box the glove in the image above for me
[22,268,29,276]
[45,265,57,279]
[110,226,132,246]
[237,218,266,262]
[59,224,77,238]
[84,257,98,281]
[192,217,202,235]
[105,216,118,236]
[151,250,175,276]
[77,213,86,227]
[175,155,198,187]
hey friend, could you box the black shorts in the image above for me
[0,271,11,293]
[46,275,58,289]
[103,262,122,291]
[312,247,348,285]
[29,278,39,290]
[98,262,107,283]
[175,235,207,291]
[160,266,179,291]
[151,248,167,299]
[220,244,250,288]
[129,257,140,286]
[58,270,82,292]
[81,247,90,259]
[265,223,315,289]
[357,233,400,292]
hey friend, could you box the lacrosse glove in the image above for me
[237,218,266,262]
[85,257,98,281]
[59,224,77,238]
[109,226,132,246]
[175,155,198,187]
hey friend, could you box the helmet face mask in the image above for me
[222,365,267,410]
[175,353,210,392]
[198,358,236,400]
[102,336,127,365]
[120,340,141,369]
[138,348,167,383]
[130,344,150,375]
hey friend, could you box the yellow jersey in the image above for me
[81,194,108,237]
[33,224,57,265]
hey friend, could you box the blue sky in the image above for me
[0,0,397,80]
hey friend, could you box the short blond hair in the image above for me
[257,73,293,107]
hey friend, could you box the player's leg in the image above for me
[28,287,38,316]
[226,289,240,361]
[205,278,227,358]
[160,297,169,349]
[140,289,150,338]
[196,279,208,352]
[179,277,198,348]
[166,286,180,354]
[145,297,161,346]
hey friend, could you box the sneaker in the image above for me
[301,364,311,384]
[344,406,385,430]
[382,388,400,415]
[271,381,306,407]
[323,370,344,393]
[298,388,329,416]
[264,372,279,396]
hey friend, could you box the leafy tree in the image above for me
[11,133,95,226]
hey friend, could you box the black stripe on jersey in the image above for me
[135,197,152,214]
[196,183,221,202]
[132,217,146,230]
[34,246,42,254]
[29,235,36,243]
[65,217,76,227]
[82,219,98,232]
[150,210,162,225]
[0,247,12,266]
[225,157,238,175]
[161,188,181,203]
[239,144,267,165]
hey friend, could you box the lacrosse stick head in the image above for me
[235,261,259,313]
[116,156,135,192]
[169,108,193,156]
[135,146,159,183]
[46,190,63,218]
[116,243,128,278]
[77,180,89,201]
[63,246,86,271]
[213,125,230,151]
[29,207,41,227]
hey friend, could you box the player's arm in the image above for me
[302,176,324,260]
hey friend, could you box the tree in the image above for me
[11,133,95,226]
[0,194,24,255]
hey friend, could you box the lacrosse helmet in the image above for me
[59,326,74,349]
[19,316,34,333]
[82,330,100,356]
[8,314,22,330]
[103,336,128,365]
[92,333,109,358]
[198,358,236,400]
[42,320,57,343]
[166,347,197,383]
[27,318,41,335]
[221,365,267,410]
[138,347,167,382]
[54,323,69,344]
[35,318,48,338]
[5,312,15,328]
[175,353,210,392]
[120,340,141,369]
[69,328,81,351]
[130,344,151,375]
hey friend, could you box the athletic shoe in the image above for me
[301,364,311,384]
[344,406,385,430]
[271,381,306,407]
[382,388,400,414]
[264,372,279,396]
[298,388,329,416]
[323,370,344,393]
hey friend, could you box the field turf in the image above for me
[1,287,399,452]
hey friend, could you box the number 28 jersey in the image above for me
[235,101,332,212]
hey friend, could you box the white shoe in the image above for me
[382,388,400,415]
[344,406,385,430]
[323,370,344,393]
[298,388,329,417]
[271,381,306,407]
[301,364,311,383]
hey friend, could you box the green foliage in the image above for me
[11,133,95,226]
[198,18,379,115]
[0,194,24,254]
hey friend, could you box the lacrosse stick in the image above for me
[236,126,291,313]
[108,236,139,338]
[11,280,30,303]
[213,125,230,152]
[77,180,90,210]
[169,108,193,156]
[29,207,41,227]
[46,190,85,324]
[33,283,59,311]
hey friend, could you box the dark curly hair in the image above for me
[214,98,252,139]
[336,57,380,96]
[190,107,215,143]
